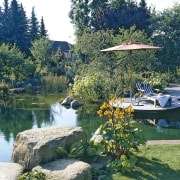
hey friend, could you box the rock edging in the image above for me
[11,126,87,170]
[33,159,92,180]
[61,96,83,108]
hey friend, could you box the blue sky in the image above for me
[0,0,179,44]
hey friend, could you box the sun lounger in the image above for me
[135,83,172,107]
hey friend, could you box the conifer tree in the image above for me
[9,0,29,52]
[1,0,10,44]
[29,7,39,41]
[40,16,48,38]
[0,7,3,44]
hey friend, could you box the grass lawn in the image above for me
[105,144,180,180]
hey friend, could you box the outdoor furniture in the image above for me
[135,83,172,107]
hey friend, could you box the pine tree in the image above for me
[0,7,3,43]
[2,0,11,44]
[29,7,39,41]
[139,0,146,8]
[8,0,29,52]
[40,16,48,38]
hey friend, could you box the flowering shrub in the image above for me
[72,73,105,101]
[144,74,168,92]
[97,95,146,173]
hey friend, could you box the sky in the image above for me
[0,0,179,44]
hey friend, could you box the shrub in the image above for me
[0,81,9,99]
[72,73,105,102]
[97,95,146,173]
[41,74,69,94]
[144,74,168,92]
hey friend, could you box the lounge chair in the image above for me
[135,83,172,107]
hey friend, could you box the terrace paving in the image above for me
[114,83,180,112]
[114,83,180,144]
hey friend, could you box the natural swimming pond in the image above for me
[0,94,180,162]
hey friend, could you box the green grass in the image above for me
[105,144,180,180]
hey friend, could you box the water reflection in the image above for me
[134,109,180,129]
[0,95,180,162]
[134,109,180,140]
[0,98,79,162]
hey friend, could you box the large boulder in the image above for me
[61,96,73,105]
[11,126,87,170]
[33,159,92,180]
[71,100,83,108]
[0,162,23,180]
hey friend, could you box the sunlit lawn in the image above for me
[105,144,180,180]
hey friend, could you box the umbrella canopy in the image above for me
[100,41,162,102]
[100,41,162,52]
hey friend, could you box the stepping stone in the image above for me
[33,159,92,180]
[0,162,23,180]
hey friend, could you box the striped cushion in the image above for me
[136,83,154,94]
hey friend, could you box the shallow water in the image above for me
[0,95,180,162]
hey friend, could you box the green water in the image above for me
[0,95,180,162]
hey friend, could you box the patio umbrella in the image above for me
[100,41,162,102]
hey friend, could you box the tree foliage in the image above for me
[30,37,53,75]
[73,26,158,77]
[150,4,180,73]
[0,0,47,54]
[69,0,90,34]
[29,7,40,41]
[0,43,25,79]
[69,0,151,36]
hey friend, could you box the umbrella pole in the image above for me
[130,51,132,103]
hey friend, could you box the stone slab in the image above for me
[33,159,92,180]
[11,126,87,170]
[0,162,23,180]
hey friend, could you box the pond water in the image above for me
[0,95,180,162]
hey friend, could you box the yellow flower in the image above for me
[97,110,103,117]
[121,98,126,102]
[107,104,113,108]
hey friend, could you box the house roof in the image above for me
[51,41,71,52]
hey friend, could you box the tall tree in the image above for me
[29,7,39,41]
[73,26,157,77]
[0,0,29,52]
[40,16,48,38]
[139,0,146,8]
[9,1,29,52]
[69,0,151,35]
[104,0,150,33]
[151,4,180,73]
[1,0,11,44]
[89,0,109,31]
[69,0,90,36]
[30,37,53,75]
[0,7,3,43]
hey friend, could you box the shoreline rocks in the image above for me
[11,126,87,170]
[61,96,83,108]
[33,159,92,180]
[0,162,23,180]
[9,88,25,95]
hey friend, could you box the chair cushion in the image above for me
[136,83,154,94]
